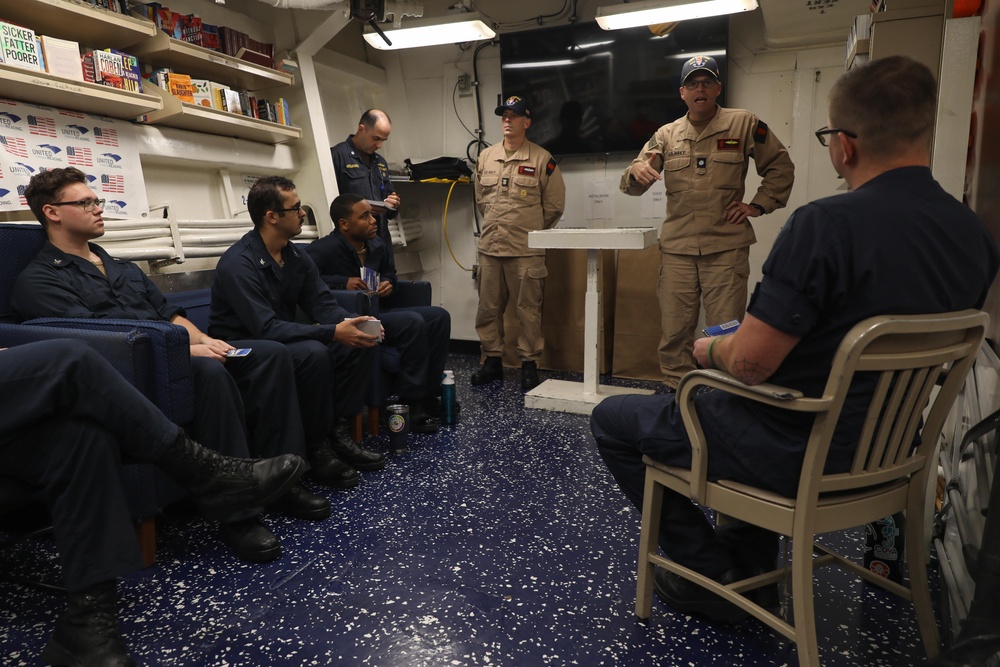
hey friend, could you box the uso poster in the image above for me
[0,97,148,219]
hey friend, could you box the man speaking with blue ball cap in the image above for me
[621,55,795,391]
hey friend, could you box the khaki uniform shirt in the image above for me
[620,106,794,255]
[476,139,567,257]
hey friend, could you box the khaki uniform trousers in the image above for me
[475,254,547,362]
[657,247,750,388]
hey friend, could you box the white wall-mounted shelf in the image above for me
[128,32,294,92]
[139,83,301,144]
[0,62,163,119]
[0,0,156,49]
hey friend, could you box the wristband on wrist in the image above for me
[707,337,718,369]
[750,202,766,215]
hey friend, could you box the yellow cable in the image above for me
[442,179,472,272]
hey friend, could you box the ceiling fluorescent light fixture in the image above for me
[363,12,496,50]
[596,0,758,30]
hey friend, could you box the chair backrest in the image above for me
[801,310,988,498]
[0,223,46,322]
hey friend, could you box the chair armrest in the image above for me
[20,318,194,425]
[676,369,830,503]
[0,323,151,390]
[166,288,212,333]
[385,280,431,309]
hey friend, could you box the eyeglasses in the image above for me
[815,126,858,147]
[49,198,105,212]
[273,202,303,214]
[682,78,719,90]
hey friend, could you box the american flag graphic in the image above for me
[94,127,119,146]
[28,116,56,137]
[16,184,28,206]
[67,146,93,166]
[100,173,125,194]
[0,136,28,158]
[59,109,86,119]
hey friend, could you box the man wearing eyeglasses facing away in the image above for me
[12,167,335,565]
[621,55,795,391]
[594,55,998,623]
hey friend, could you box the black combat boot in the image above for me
[470,356,503,385]
[331,420,387,471]
[521,361,541,391]
[157,432,304,520]
[306,438,361,488]
[42,581,135,667]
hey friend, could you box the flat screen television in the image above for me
[498,17,729,158]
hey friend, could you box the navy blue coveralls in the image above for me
[592,167,1000,578]
[208,229,376,437]
[11,242,306,475]
[331,134,398,258]
[0,339,183,591]
[306,230,451,402]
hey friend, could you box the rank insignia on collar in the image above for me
[717,139,741,151]
[259,258,266,266]
[53,259,63,265]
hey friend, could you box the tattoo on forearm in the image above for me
[729,357,774,386]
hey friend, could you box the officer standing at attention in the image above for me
[472,95,566,391]
[622,55,794,390]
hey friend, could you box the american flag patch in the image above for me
[101,173,125,193]
[28,115,56,137]
[0,136,28,158]
[67,146,93,166]
[94,127,119,146]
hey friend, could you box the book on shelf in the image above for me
[177,14,203,46]
[190,78,214,108]
[235,46,273,69]
[236,90,252,117]
[41,36,84,82]
[214,86,242,115]
[165,72,195,103]
[201,24,221,52]
[277,98,290,126]
[1,21,42,71]
[105,49,142,93]
[82,50,124,89]
[208,81,228,110]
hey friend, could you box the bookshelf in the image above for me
[0,0,156,49]
[0,61,163,119]
[141,83,301,144]
[128,32,293,92]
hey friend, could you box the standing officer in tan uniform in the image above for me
[472,95,567,391]
[622,55,794,389]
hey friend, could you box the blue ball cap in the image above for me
[495,95,532,118]
[680,55,720,85]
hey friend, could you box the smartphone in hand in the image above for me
[226,348,252,357]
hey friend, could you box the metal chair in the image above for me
[635,310,989,667]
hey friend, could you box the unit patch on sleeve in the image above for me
[545,159,557,176]
[717,139,741,151]
[753,121,769,143]
[518,166,536,176]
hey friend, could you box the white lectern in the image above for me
[525,227,658,415]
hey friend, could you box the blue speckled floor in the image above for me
[1,353,931,666]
